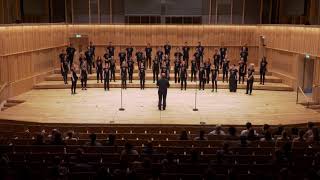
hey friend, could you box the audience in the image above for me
[194,130,208,140]
[179,130,189,140]
[226,126,238,140]
[260,130,274,142]
[105,133,116,146]
[64,130,78,141]
[85,133,102,146]
[142,140,156,155]
[50,131,65,145]
[208,124,226,135]
[240,122,258,137]
[33,133,46,145]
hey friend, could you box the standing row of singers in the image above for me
[59,41,267,95]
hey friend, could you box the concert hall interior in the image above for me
[0,0,320,180]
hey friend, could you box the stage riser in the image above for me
[34,83,293,91]
[46,75,281,83]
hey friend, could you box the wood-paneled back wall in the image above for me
[0,24,67,98]
[0,24,320,101]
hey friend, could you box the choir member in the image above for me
[161,63,168,80]
[222,55,230,83]
[213,49,220,69]
[118,49,126,67]
[194,48,201,70]
[61,56,69,85]
[145,43,152,69]
[190,58,197,82]
[180,61,188,90]
[85,47,93,74]
[139,64,146,90]
[246,64,255,95]
[240,44,249,64]
[174,47,183,61]
[59,49,65,63]
[164,41,171,56]
[152,56,160,83]
[71,66,78,95]
[107,42,115,58]
[156,47,164,62]
[219,45,227,69]
[89,41,96,59]
[79,54,85,68]
[182,41,190,68]
[126,43,134,58]
[127,57,134,83]
[96,56,103,83]
[164,55,171,81]
[204,58,211,84]
[174,56,181,83]
[199,63,206,90]
[211,65,219,92]
[136,49,144,68]
[196,42,204,61]
[66,43,76,68]
[103,50,110,63]
[103,63,110,91]
[80,60,88,90]
[120,63,127,89]
[260,57,268,85]
[110,56,116,82]
[238,58,246,84]
[229,65,238,92]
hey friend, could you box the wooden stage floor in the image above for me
[0,88,319,125]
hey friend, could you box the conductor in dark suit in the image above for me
[157,73,170,111]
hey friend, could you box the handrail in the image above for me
[296,86,310,108]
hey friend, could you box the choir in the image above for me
[59,41,268,95]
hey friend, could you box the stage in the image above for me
[0,88,319,125]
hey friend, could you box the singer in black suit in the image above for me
[157,73,170,111]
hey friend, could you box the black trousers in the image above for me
[153,70,159,83]
[260,71,266,84]
[206,70,210,83]
[199,79,206,90]
[97,70,103,83]
[121,79,127,89]
[128,72,133,83]
[110,68,115,82]
[183,56,189,68]
[104,78,109,90]
[63,71,68,84]
[87,62,93,74]
[212,80,217,91]
[146,56,152,69]
[222,70,228,83]
[71,80,77,93]
[246,80,254,94]
[191,69,197,82]
[158,91,167,109]
[68,57,74,68]
[81,78,87,88]
[140,78,145,89]
[180,77,187,90]
[239,74,245,84]
[174,69,180,83]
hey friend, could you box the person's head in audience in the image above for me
[143,140,154,155]
[34,133,45,145]
[228,126,237,136]
[279,131,288,140]
[124,142,134,152]
[264,131,273,142]
[66,130,76,140]
[307,122,315,130]
[179,130,188,140]
[52,131,64,145]
[297,130,305,140]
[246,122,252,130]
[89,133,97,144]
[291,127,299,136]
[215,124,224,135]
[263,124,270,132]
[195,130,207,140]
[107,134,116,146]
[275,125,284,135]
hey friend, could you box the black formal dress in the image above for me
[139,67,146,89]
[107,46,115,57]
[66,46,76,67]
[199,68,206,90]
[71,69,78,94]
[182,46,190,67]
[238,62,246,84]
[211,68,218,92]
[229,69,238,92]
[152,58,160,83]
[260,59,268,85]
[103,67,110,91]
[118,52,126,66]
[219,47,227,68]
[126,47,133,58]
[222,59,230,83]
[127,59,134,83]
[96,59,103,83]
[180,65,187,90]
[174,59,181,83]
[164,44,171,56]
[145,47,152,69]
[246,68,255,95]
[190,59,197,82]
[121,67,127,89]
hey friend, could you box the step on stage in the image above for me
[0,88,319,125]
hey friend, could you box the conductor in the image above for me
[157,73,170,111]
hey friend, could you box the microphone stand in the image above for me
[193,70,198,111]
